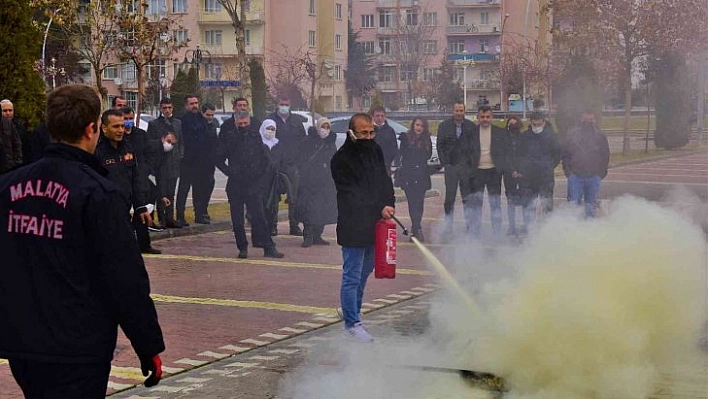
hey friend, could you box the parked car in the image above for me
[291,110,323,131]
[327,116,441,171]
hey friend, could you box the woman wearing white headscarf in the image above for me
[259,119,291,237]
[295,117,338,247]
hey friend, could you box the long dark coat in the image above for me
[398,132,432,194]
[295,128,338,226]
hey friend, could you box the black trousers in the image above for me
[228,187,274,251]
[303,224,325,239]
[9,358,111,399]
[282,167,300,229]
[404,186,426,231]
[157,176,178,224]
[132,211,152,250]
[177,166,215,219]
[443,164,473,226]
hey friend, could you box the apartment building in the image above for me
[350,0,550,111]
[90,0,347,113]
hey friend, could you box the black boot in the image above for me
[237,249,248,259]
[302,236,313,248]
[264,246,284,258]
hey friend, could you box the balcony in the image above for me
[449,52,499,62]
[199,9,231,23]
[377,26,398,35]
[376,81,400,91]
[246,44,264,56]
[200,44,236,57]
[377,0,420,8]
[447,24,501,35]
[463,79,500,90]
[447,0,501,7]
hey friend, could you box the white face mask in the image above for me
[278,105,290,115]
[264,129,276,140]
[532,126,544,134]
[318,128,330,138]
[163,142,174,152]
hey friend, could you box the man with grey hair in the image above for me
[214,111,284,259]
[0,99,22,172]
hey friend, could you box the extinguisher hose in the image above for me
[390,215,409,235]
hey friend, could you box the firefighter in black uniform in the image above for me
[0,85,165,398]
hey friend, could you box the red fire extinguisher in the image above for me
[374,218,397,279]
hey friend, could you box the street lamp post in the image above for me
[499,13,510,111]
[456,51,474,109]
[47,57,66,90]
[183,46,212,93]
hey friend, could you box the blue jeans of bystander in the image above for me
[567,174,602,217]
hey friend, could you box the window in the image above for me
[173,29,189,44]
[145,0,167,16]
[172,0,187,13]
[123,91,138,109]
[243,0,250,12]
[245,29,251,46]
[122,62,137,82]
[308,30,316,47]
[481,11,489,25]
[362,41,375,54]
[205,63,222,79]
[453,68,464,83]
[335,34,342,51]
[334,65,342,80]
[422,40,437,54]
[204,0,220,12]
[423,68,435,82]
[448,38,465,54]
[79,62,92,84]
[379,66,395,82]
[406,9,418,26]
[379,11,393,28]
[361,14,374,28]
[335,96,342,110]
[449,12,465,26]
[480,38,489,52]
[378,37,391,54]
[149,59,167,79]
[204,30,222,46]
[103,65,118,80]
[422,12,437,26]
[335,3,342,20]
[174,63,189,75]
[400,66,415,82]
[309,0,315,15]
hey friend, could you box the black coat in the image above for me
[398,132,432,193]
[0,143,164,363]
[267,112,307,165]
[374,121,398,168]
[519,124,561,182]
[95,137,149,213]
[147,115,183,179]
[437,118,479,174]
[295,128,338,226]
[474,124,509,173]
[331,138,395,247]
[215,117,274,196]
[181,111,217,173]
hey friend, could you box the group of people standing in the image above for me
[437,102,610,239]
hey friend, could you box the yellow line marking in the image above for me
[110,366,145,381]
[151,294,338,315]
[144,254,433,276]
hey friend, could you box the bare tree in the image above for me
[549,0,708,154]
[215,0,250,97]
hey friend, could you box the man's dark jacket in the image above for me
[518,124,561,182]
[267,112,306,164]
[1,117,22,170]
[181,111,217,173]
[95,137,149,214]
[373,121,398,169]
[214,117,273,196]
[474,124,510,173]
[125,126,158,174]
[437,118,479,172]
[562,125,610,178]
[331,138,395,247]
[147,115,183,180]
[0,143,164,363]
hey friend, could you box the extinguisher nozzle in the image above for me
[391,215,409,235]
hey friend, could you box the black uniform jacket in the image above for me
[331,138,395,247]
[215,117,273,196]
[0,143,164,363]
[95,136,149,214]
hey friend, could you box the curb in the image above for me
[151,189,442,241]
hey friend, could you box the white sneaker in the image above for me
[343,323,374,343]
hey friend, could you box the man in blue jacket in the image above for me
[0,84,164,397]
[331,113,395,342]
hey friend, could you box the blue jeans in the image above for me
[340,246,374,328]
[567,175,602,217]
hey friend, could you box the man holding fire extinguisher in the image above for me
[331,113,395,343]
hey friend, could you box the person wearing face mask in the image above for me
[295,117,338,248]
[397,117,433,242]
[266,96,307,236]
[502,116,525,236]
[331,113,395,342]
[517,111,561,229]
[561,110,610,218]
[155,132,178,229]
[259,119,288,237]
